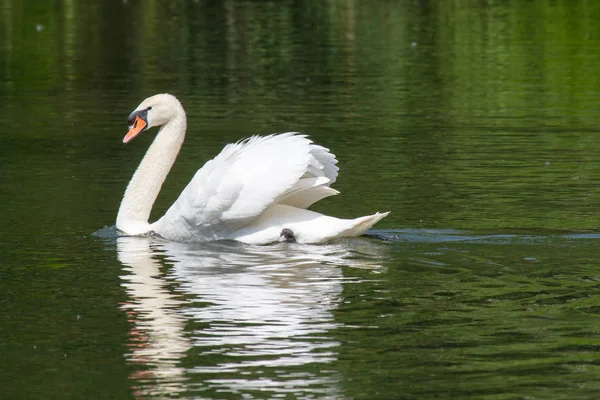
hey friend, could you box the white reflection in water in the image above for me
[118,237,191,397]
[117,237,385,398]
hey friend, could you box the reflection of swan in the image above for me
[117,237,191,397]
[116,94,388,244]
[117,236,386,397]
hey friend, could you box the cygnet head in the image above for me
[123,93,183,143]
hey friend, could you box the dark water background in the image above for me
[2,1,600,398]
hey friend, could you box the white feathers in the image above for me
[152,132,345,242]
[278,177,339,209]
[230,205,390,244]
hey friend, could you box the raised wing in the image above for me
[152,132,338,241]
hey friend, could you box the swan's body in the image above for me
[116,94,388,244]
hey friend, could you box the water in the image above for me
[2,0,600,398]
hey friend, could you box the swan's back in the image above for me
[151,133,340,242]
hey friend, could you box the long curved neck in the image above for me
[116,111,187,234]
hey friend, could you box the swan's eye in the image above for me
[147,106,152,111]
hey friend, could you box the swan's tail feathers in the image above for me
[339,211,390,237]
[279,177,339,209]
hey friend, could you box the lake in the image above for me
[2,1,600,398]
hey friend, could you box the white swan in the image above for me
[116,94,389,244]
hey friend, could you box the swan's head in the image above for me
[123,93,183,143]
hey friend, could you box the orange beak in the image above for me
[123,116,148,144]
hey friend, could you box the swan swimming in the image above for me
[116,93,389,244]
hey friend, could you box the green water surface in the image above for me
[2,1,600,399]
